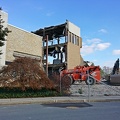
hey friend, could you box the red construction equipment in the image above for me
[60,66,101,85]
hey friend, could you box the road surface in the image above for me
[0,102,120,120]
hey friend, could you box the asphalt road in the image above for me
[0,102,120,120]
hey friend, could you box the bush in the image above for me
[0,87,58,98]
[0,57,54,91]
[0,57,71,98]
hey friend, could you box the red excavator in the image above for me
[60,65,101,85]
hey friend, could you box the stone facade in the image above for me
[6,24,42,63]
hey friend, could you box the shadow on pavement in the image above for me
[42,102,93,108]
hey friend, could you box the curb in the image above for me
[0,96,120,105]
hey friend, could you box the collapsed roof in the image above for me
[32,20,81,41]
[32,22,67,40]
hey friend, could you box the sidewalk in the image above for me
[0,96,120,105]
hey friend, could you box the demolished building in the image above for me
[0,10,84,76]
[33,20,84,76]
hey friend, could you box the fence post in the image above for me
[60,71,62,94]
[87,70,90,102]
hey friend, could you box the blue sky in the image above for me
[1,0,120,68]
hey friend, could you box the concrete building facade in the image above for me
[0,11,42,68]
[6,24,42,63]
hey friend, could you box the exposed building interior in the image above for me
[33,20,83,76]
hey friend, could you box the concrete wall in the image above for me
[6,24,42,62]
[67,21,80,37]
[67,42,82,69]
[66,21,83,69]
[0,11,8,67]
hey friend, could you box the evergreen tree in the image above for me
[0,7,11,55]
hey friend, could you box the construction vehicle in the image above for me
[60,65,101,85]
[109,58,120,84]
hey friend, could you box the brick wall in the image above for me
[6,24,42,62]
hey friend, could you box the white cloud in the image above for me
[81,38,111,56]
[81,45,94,55]
[95,43,111,51]
[46,12,54,16]
[36,7,43,11]
[86,38,101,44]
[113,50,120,55]
[98,29,108,33]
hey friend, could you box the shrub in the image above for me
[0,87,58,98]
[0,57,54,91]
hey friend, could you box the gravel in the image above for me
[70,81,120,97]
